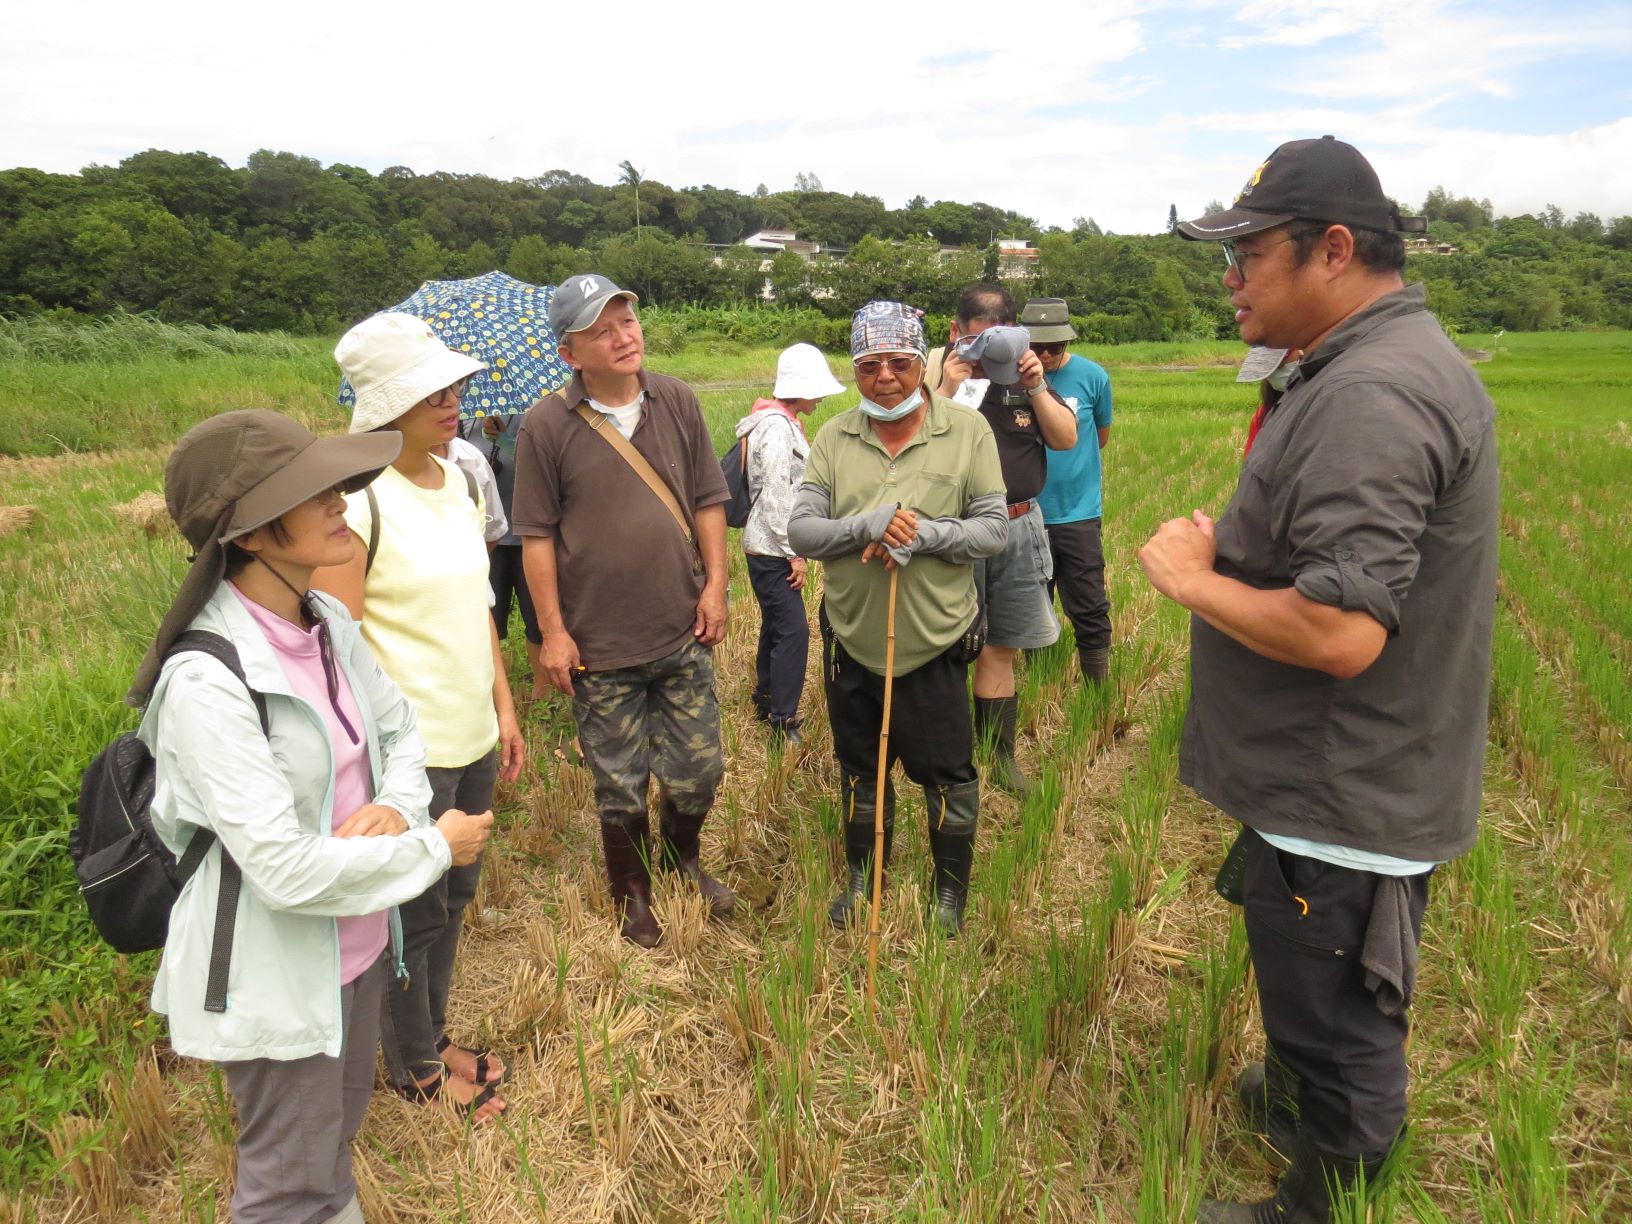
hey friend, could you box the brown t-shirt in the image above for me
[510,370,729,670]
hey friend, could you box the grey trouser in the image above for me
[380,748,498,1088]
[222,960,382,1224]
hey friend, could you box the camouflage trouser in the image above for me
[571,639,725,825]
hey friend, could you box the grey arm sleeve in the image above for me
[911,493,1010,564]
[787,485,901,561]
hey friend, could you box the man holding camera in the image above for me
[1142,138,1497,1221]
[789,301,1008,936]
[928,283,1077,797]
[1021,297,1115,685]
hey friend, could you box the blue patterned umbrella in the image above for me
[338,271,573,418]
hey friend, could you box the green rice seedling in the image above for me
[1458,826,1534,1058]
[499,1118,552,1218]
[1126,996,1207,1223]
[1472,1040,1574,1223]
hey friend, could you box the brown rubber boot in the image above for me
[657,797,736,918]
[600,815,662,948]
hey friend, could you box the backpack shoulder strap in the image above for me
[163,628,256,1015]
[573,402,695,545]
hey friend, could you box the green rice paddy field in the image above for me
[1,324,1628,1221]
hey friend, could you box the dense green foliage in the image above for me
[7,151,1632,341]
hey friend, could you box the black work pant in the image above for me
[489,543,541,645]
[746,554,809,725]
[822,618,976,789]
[1242,828,1430,1159]
[1045,517,1110,653]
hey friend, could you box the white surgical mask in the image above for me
[859,388,924,422]
[1266,362,1299,393]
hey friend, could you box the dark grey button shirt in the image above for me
[1180,283,1499,862]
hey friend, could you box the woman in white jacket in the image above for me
[127,410,492,1224]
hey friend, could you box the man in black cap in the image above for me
[1140,138,1497,1222]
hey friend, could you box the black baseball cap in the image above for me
[1178,136,1427,240]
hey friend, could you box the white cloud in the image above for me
[0,0,1627,236]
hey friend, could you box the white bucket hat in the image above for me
[773,342,845,400]
[335,312,487,434]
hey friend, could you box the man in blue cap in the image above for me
[1142,137,1495,1223]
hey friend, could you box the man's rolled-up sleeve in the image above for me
[1277,382,1465,636]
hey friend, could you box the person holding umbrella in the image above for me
[732,342,846,748]
[788,301,1008,936]
[315,312,525,1122]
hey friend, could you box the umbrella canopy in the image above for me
[339,271,573,418]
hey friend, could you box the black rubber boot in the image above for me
[1196,1132,1387,1224]
[600,815,661,948]
[973,695,1033,798]
[1078,646,1110,684]
[828,772,894,929]
[767,717,803,749]
[657,796,736,918]
[1237,1054,1301,1157]
[925,780,979,936]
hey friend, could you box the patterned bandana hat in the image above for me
[850,301,927,361]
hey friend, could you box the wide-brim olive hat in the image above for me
[127,410,401,704]
[1019,297,1077,343]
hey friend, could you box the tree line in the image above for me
[3,148,1631,342]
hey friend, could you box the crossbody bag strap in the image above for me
[573,402,694,547]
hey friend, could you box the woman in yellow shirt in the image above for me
[316,312,525,1122]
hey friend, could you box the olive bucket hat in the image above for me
[127,410,400,704]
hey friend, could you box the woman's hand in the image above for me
[436,808,494,866]
[787,558,808,590]
[333,804,408,839]
[497,709,525,783]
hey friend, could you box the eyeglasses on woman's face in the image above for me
[425,376,473,409]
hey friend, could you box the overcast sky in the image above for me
[6,0,1631,235]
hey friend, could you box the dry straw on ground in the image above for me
[110,491,171,537]
[0,505,36,538]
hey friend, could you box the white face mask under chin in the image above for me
[859,388,925,422]
[1266,362,1298,393]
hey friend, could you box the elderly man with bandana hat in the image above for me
[788,301,1008,935]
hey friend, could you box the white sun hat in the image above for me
[335,312,488,434]
[773,342,846,400]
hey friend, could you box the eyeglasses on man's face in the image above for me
[853,356,920,377]
[425,376,473,409]
[1220,233,1303,283]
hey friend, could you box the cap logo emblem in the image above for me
[1237,158,1270,202]
[581,276,601,296]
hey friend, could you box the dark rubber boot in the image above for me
[657,797,736,918]
[1237,1055,1301,1157]
[925,780,979,936]
[600,816,662,948]
[973,695,1034,798]
[828,772,894,929]
[1078,646,1110,684]
[1195,1132,1387,1224]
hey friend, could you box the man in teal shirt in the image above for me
[1023,298,1115,682]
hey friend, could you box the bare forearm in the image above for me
[1032,388,1078,450]
[695,503,728,591]
[521,536,567,634]
[1177,571,1386,679]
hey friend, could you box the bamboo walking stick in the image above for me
[866,565,900,1017]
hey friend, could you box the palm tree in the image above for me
[618,160,645,236]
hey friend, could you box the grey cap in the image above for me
[1019,297,1076,343]
[955,325,1031,385]
[548,273,640,338]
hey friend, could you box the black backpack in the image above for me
[720,436,754,529]
[72,630,267,1013]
